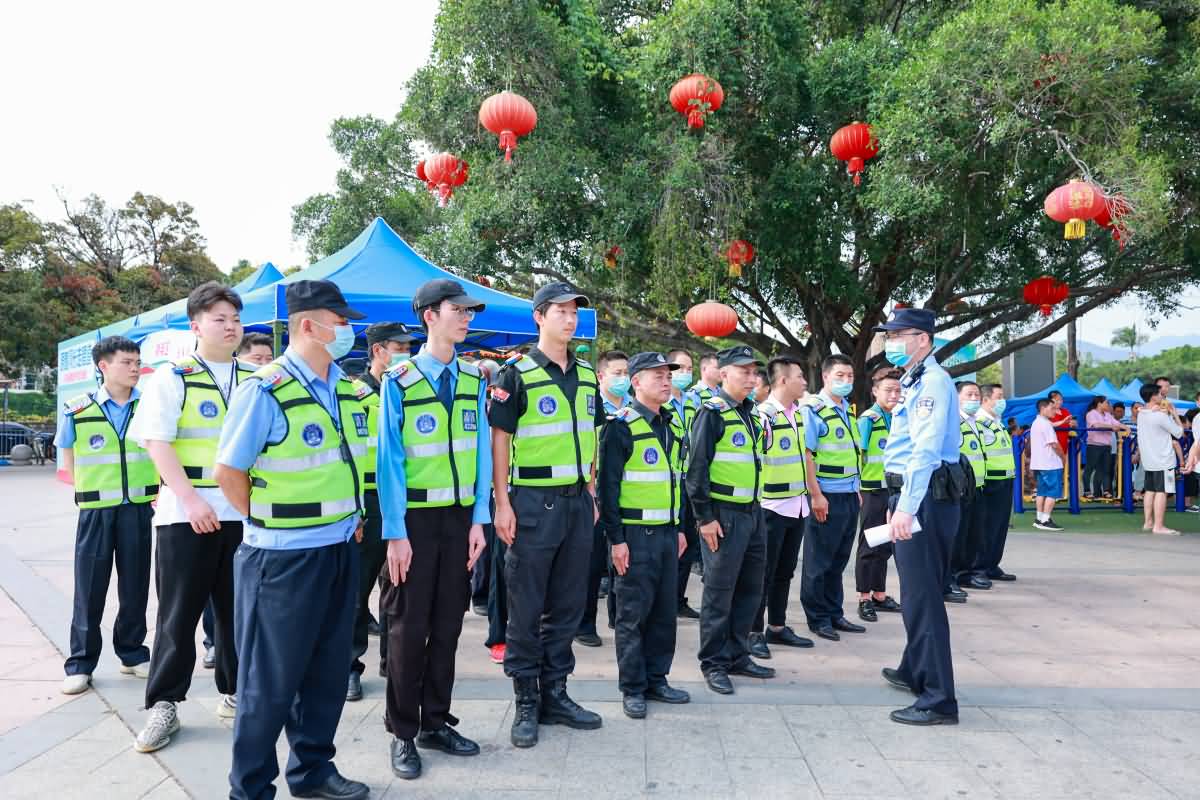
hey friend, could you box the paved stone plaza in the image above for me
[1,464,1198,799]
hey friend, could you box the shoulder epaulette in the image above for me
[234,359,257,374]
[503,352,523,365]
[172,356,200,376]
[703,397,729,412]
[757,403,779,423]
[253,362,293,392]
[798,394,825,410]
[63,394,94,415]
[613,406,638,423]
[515,355,538,373]
[861,408,881,420]
[458,359,481,378]
[384,360,411,379]
[351,379,375,401]
[576,358,593,369]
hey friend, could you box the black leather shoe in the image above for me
[748,632,771,659]
[417,725,479,756]
[704,670,734,694]
[511,677,540,748]
[988,570,1017,581]
[765,626,814,648]
[645,684,690,704]
[813,625,840,641]
[873,596,901,612]
[378,663,388,678]
[598,576,610,599]
[890,704,958,726]
[472,602,489,617]
[677,602,701,619]
[832,617,866,633]
[858,600,878,622]
[574,632,603,647]
[622,694,647,719]
[539,678,602,729]
[944,586,968,603]
[346,672,362,702]
[964,575,992,590]
[729,660,776,679]
[294,772,370,799]
[881,667,915,693]
[203,646,216,669]
[389,737,422,780]
[367,618,382,637]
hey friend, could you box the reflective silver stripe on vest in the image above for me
[367,436,379,447]
[771,481,807,492]
[965,453,984,462]
[720,486,755,498]
[517,420,591,438]
[189,466,215,480]
[128,485,156,498]
[762,454,804,466]
[865,455,885,463]
[820,441,855,451]
[621,470,672,482]
[713,452,755,463]
[91,489,127,501]
[636,508,673,521]
[415,486,476,503]
[405,438,478,459]
[250,497,359,518]
[254,443,369,473]
[75,453,123,466]
[177,426,220,440]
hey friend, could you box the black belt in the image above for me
[712,499,760,514]
[884,473,905,490]
[520,482,589,497]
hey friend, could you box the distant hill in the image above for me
[1141,335,1200,356]
[1050,335,1200,363]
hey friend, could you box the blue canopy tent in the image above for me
[236,217,596,350]
[1121,378,1144,398]
[1090,378,1140,407]
[1004,374,1097,428]
[122,262,285,343]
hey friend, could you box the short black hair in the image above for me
[1186,408,1199,423]
[1048,390,1063,401]
[1155,376,1171,386]
[1037,398,1054,412]
[92,336,140,366]
[980,383,1002,398]
[766,356,802,386]
[1113,402,1126,413]
[821,354,852,373]
[598,350,628,372]
[667,348,691,363]
[698,353,718,369]
[237,332,272,355]
[187,281,243,320]
[872,368,902,387]
[955,380,979,393]
[1139,384,1159,403]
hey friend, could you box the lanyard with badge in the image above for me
[283,357,357,468]
[195,355,238,406]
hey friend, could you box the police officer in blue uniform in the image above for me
[215,280,371,800]
[876,308,967,726]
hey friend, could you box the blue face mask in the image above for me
[609,377,631,398]
[748,388,758,402]
[994,399,1007,417]
[963,399,981,415]
[671,371,693,391]
[830,380,853,398]
[388,352,407,369]
[315,321,355,360]
[884,340,910,367]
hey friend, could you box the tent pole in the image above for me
[273,319,284,359]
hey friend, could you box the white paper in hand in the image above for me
[864,517,923,547]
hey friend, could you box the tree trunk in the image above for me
[1065,298,1079,379]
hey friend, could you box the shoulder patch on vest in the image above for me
[234,359,257,374]
[64,394,94,415]
[514,355,538,373]
[576,358,592,369]
[458,360,480,377]
[172,356,200,376]
[703,397,729,412]
[798,394,825,410]
[504,352,523,365]
[861,408,880,420]
[352,380,374,401]
[394,362,424,389]
[253,363,292,392]
[613,406,638,423]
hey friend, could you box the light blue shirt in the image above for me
[602,394,627,416]
[883,356,961,515]
[858,404,892,450]
[55,385,141,449]
[377,348,493,540]
[801,390,860,493]
[217,348,359,550]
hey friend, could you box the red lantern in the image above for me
[726,240,754,277]
[603,246,622,270]
[1044,179,1105,240]
[686,301,738,338]
[1094,195,1130,250]
[829,122,879,186]
[415,159,436,193]
[479,91,538,162]
[1023,275,1070,316]
[424,152,464,207]
[669,74,724,129]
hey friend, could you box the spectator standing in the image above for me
[1136,384,1183,535]
[1083,397,1127,499]
[1029,399,1065,531]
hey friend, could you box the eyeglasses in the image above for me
[883,331,923,341]
[443,304,477,320]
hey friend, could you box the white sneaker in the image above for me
[120,662,151,679]
[216,694,237,719]
[134,701,180,753]
[61,674,91,695]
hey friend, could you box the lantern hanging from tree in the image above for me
[479,90,538,162]
[451,160,469,188]
[669,73,724,129]
[424,152,466,207]
[1093,195,1130,250]
[1043,179,1105,240]
[415,159,436,193]
[1023,275,1070,316]
[686,300,738,338]
[603,246,622,270]
[829,122,879,186]
[726,240,754,277]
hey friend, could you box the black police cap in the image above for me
[365,322,415,347]
[628,351,680,378]
[532,281,590,309]
[412,278,486,313]
[717,345,764,368]
[874,307,935,334]
[285,279,366,319]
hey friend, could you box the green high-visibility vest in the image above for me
[959,417,986,488]
[350,377,380,490]
[810,400,859,480]
[705,398,760,504]
[859,407,889,490]
[65,393,159,509]
[759,400,808,499]
[614,407,684,525]
[247,361,369,529]
[171,356,256,487]
[980,416,1016,480]
[389,359,481,508]
[510,355,599,487]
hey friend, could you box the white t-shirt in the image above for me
[1137,409,1183,471]
[128,358,243,526]
[1029,415,1063,471]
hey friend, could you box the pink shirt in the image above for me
[760,403,810,519]
[1029,415,1063,471]
[1086,410,1117,447]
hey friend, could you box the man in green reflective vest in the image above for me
[975,383,1017,582]
[687,352,721,408]
[685,345,775,695]
[57,336,159,696]
[346,321,414,703]
[599,352,691,719]
[950,380,989,600]
[378,280,490,780]
[667,348,702,619]
[489,282,606,748]
[855,367,903,622]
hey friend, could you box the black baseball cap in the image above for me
[285,279,366,319]
[532,281,590,309]
[874,308,935,334]
[628,351,680,377]
[717,345,764,368]
[365,322,415,347]
[412,278,485,312]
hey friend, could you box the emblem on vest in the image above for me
[352,413,368,438]
[199,400,220,418]
[88,434,106,451]
[835,427,844,439]
[879,438,888,449]
[302,423,324,448]
[586,394,596,416]
[462,409,478,432]
[970,440,978,450]
[644,448,659,465]
[416,414,438,435]
[731,431,746,447]
[779,436,791,451]
[537,396,558,416]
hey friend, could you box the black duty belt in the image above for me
[712,499,760,514]
[521,482,589,497]
[884,473,905,490]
